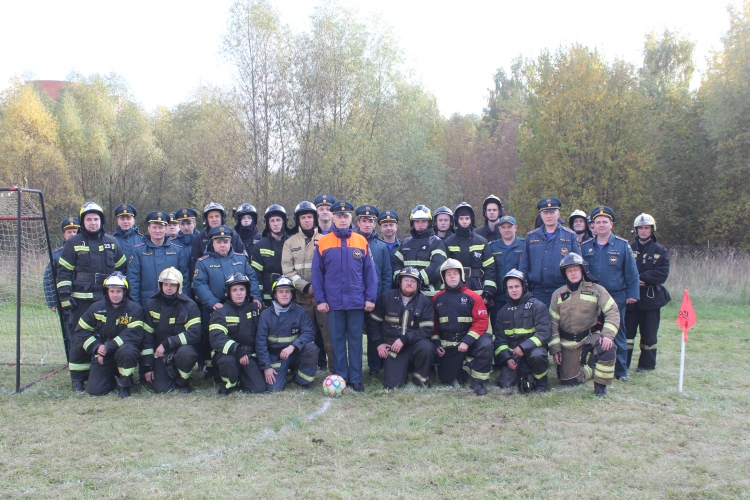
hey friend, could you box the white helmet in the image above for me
[633,213,656,231]
[158,267,184,294]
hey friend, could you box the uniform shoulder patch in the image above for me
[562,226,577,234]
[134,242,146,248]
[615,235,629,243]
[171,241,183,248]
[581,237,594,245]
[526,229,537,235]
[53,246,63,253]
[196,255,209,262]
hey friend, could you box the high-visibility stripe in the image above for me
[561,339,585,349]
[83,336,97,350]
[603,297,615,312]
[441,340,459,347]
[457,317,472,323]
[271,362,282,369]
[470,369,490,381]
[548,338,560,347]
[141,348,154,356]
[58,258,74,271]
[431,249,447,259]
[413,372,428,383]
[222,377,238,389]
[467,331,480,340]
[142,323,154,334]
[297,370,314,382]
[57,280,72,288]
[394,252,405,262]
[78,318,95,331]
[223,339,236,354]
[150,311,161,319]
[251,261,264,271]
[268,335,298,343]
[484,279,497,289]
[94,313,107,322]
[259,248,275,256]
[72,292,94,299]
[419,269,430,285]
[529,336,542,347]
[178,368,191,380]
[118,366,136,376]
[294,262,312,270]
[114,336,124,347]
[504,327,536,335]
[73,245,89,252]
[641,343,658,350]
[384,315,400,324]
[128,320,144,329]
[596,363,615,373]
[447,246,460,252]
[370,313,384,322]
[185,318,201,329]
[169,318,176,324]
[626,339,635,347]
[603,322,619,334]
[469,245,484,252]
[178,332,187,345]
[549,309,560,320]
[418,321,433,328]
[60,299,72,308]
[404,260,430,267]
[533,370,548,379]
[210,324,228,334]
[69,362,90,371]
[580,294,597,303]
[225,316,240,323]
[494,345,509,356]
[482,257,495,268]
[263,294,272,300]
[115,255,127,268]
[439,317,449,323]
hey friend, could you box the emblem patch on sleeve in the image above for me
[353,249,362,259]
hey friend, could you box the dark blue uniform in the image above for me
[489,236,525,321]
[581,233,640,379]
[113,226,143,262]
[518,225,580,306]
[128,238,190,309]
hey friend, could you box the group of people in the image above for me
[44,194,671,398]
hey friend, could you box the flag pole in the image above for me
[678,331,686,392]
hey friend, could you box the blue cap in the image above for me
[498,215,516,225]
[355,205,379,218]
[167,212,179,224]
[175,208,198,221]
[378,210,399,224]
[145,211,170,225]
[331,200,354,214]
[589,206,616,222]
[208,225,233,239]
[61,216,80,232]
[537,197,562,212]
[114,204,137,218]
[314,194,335,207]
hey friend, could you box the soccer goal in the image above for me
[0,187,67,393]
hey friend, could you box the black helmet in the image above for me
[293,201,318,229]
[395,266,422,289]
[203,202,227,225]
[453,202,476,228]
[224,272,251,302]
[233,204,258,225]
[482,195,504,220]
[263,204,288,237]
[433,206,454,226]
[502,269,527,294]
[559,253,596,282]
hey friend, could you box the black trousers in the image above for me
[381,339,435,389]
[68,300,94,382]
[150,345,199,393]
[214,352,266,393]
[437,334,493,386]
[625,308,660,370]
[86,344,140,396]
[496,347,549,389]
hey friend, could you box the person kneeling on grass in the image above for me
[493,269,552,393]
[548,254,620,397]
[74,272,144,398]
[209,273,265,395]
[142,267,201,394]
[256,277,319,392]
[366,267,435,389]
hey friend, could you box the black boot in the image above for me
[595,383,607,397]
[72,379,85,392]
[118,386,131,398]
[471,380,487,396]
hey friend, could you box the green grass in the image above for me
[0,301,748,499]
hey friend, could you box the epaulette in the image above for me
[197,255,209,262]
[581,237,594,245]
[526,228,538,235]
[171,241,183,248]
[562,226,577,234]
[133,242,146,248]
[615,235,629,243]
[53,246,63,253]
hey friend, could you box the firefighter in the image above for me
[355,204,393,376]
[142,267,201,393]
[392,205,447,298]
[74,272,144,398]
[43,216,80,361]
[189,202,247,279]
[443,202,496,303]
[57,201,127,391]
[256,277,319,391]
[113,203,142,261]
[128,211,189,310]
[312,200,378,393]
[493,270,551,393]
[314,194,335,235]
[549,254,620,397]
[209,273,265,394]
[519,197,580,307]
[626,213,671,371]
[568,209,592,243]
[378,210,401,256]
[581,206,639,381]
[432,259,493,395]
[233,203,262,258]
[282,201,332,372]
[366,267,435,389]
[251,204,290,306]
[193,225,262,377]
[433,206,455,241]
[489,215,524,321]
[475,194,504,243]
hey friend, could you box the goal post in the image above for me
[0,187,67,393]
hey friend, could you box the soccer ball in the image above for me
[322,374,346,397]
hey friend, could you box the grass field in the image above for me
[1,300,748,499]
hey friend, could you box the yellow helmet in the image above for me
[158,267,184,294]
[633,213,656,231]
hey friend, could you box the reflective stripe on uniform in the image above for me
[494,344,509,356]
[178,332,187,345]
[118,366,136,376]
[115,255,127,268]
[419,321,434,328]
[470,369,490,381]
[603,322,619,335]
[94,313,107,322]
[457,317,472,323]
[69,362,90,371]
[268,335,298,343]
[142,323,154,334]
[79,318,95,331]
[297,370,315,382]
[466,331,480,340]
[549,309,560,320]
[57,280,72,288]
[114,336,124,347]
[178,368,191,380]
[210,324,228,334]
[603,297,615,312]
[141,348,154,356]
[150,311,161,319]
[83,336,97,350]
[259,249,275,257]
[251,261,264,272]
[185,318,201,329]
[72,292,94,299]
[58,258,75,271]
[225,316,240,323]
[223,339,236,354]
[580,294,597,303]
[369,313,384,322]
[504,327,535,335]
[533,369,548,379]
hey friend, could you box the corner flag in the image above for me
[675,290,696,392]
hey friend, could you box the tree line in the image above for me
[1,0,749,247]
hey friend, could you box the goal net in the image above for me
[0,188,66,393]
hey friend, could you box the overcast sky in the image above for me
[0,0,741,117]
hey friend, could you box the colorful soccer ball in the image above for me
[322,374,346,397]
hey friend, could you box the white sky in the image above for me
[0,0,741,117]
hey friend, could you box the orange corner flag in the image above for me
[675,290,696,342]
